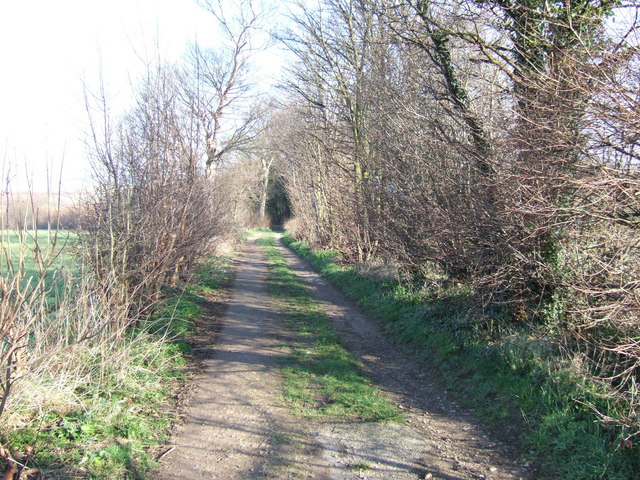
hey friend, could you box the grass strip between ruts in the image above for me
[257,233,400,422]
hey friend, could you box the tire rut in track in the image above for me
[154,236,533,479]
[275,237,533,480]
[154,239,328,479]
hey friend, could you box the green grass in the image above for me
[190,255,233,293]
[282,234,640,480]
[1,254,233,480]
[2,338,184,479]
[1,229,77,299]
[6,345,180,478]
[258,233,400,422]
[150,256,233,354]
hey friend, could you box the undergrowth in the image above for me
[257,234,400,422]
[0,256,232,480]
[282,234,640,479]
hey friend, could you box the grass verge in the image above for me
[282,234,640,480]
[257,233,400,422]
[0,255,232,480]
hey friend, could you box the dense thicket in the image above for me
[271,0,640,440]
[81,64,221,314]
[80,0,266,314]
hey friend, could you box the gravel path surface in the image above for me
[154,236,532,479]
[276,237,532,480]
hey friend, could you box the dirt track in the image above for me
[154,236,532,479]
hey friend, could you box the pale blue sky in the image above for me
[0,0,284,192]
[4,0,629,195]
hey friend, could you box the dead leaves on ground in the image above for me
[0,444,41,480]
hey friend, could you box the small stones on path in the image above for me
[155,236,534,480]
[277,236,532,480]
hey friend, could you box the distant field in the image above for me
[0,229,78,294]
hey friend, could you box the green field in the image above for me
[1,229,77,295]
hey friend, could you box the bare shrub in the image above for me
[1,271,132,425]
[81,63,225,315]
[0,170,145,426]
[0,175,72,421]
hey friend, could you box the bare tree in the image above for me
[279,0,402,260]
[275,0,640,441]
[181,0,267,176]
